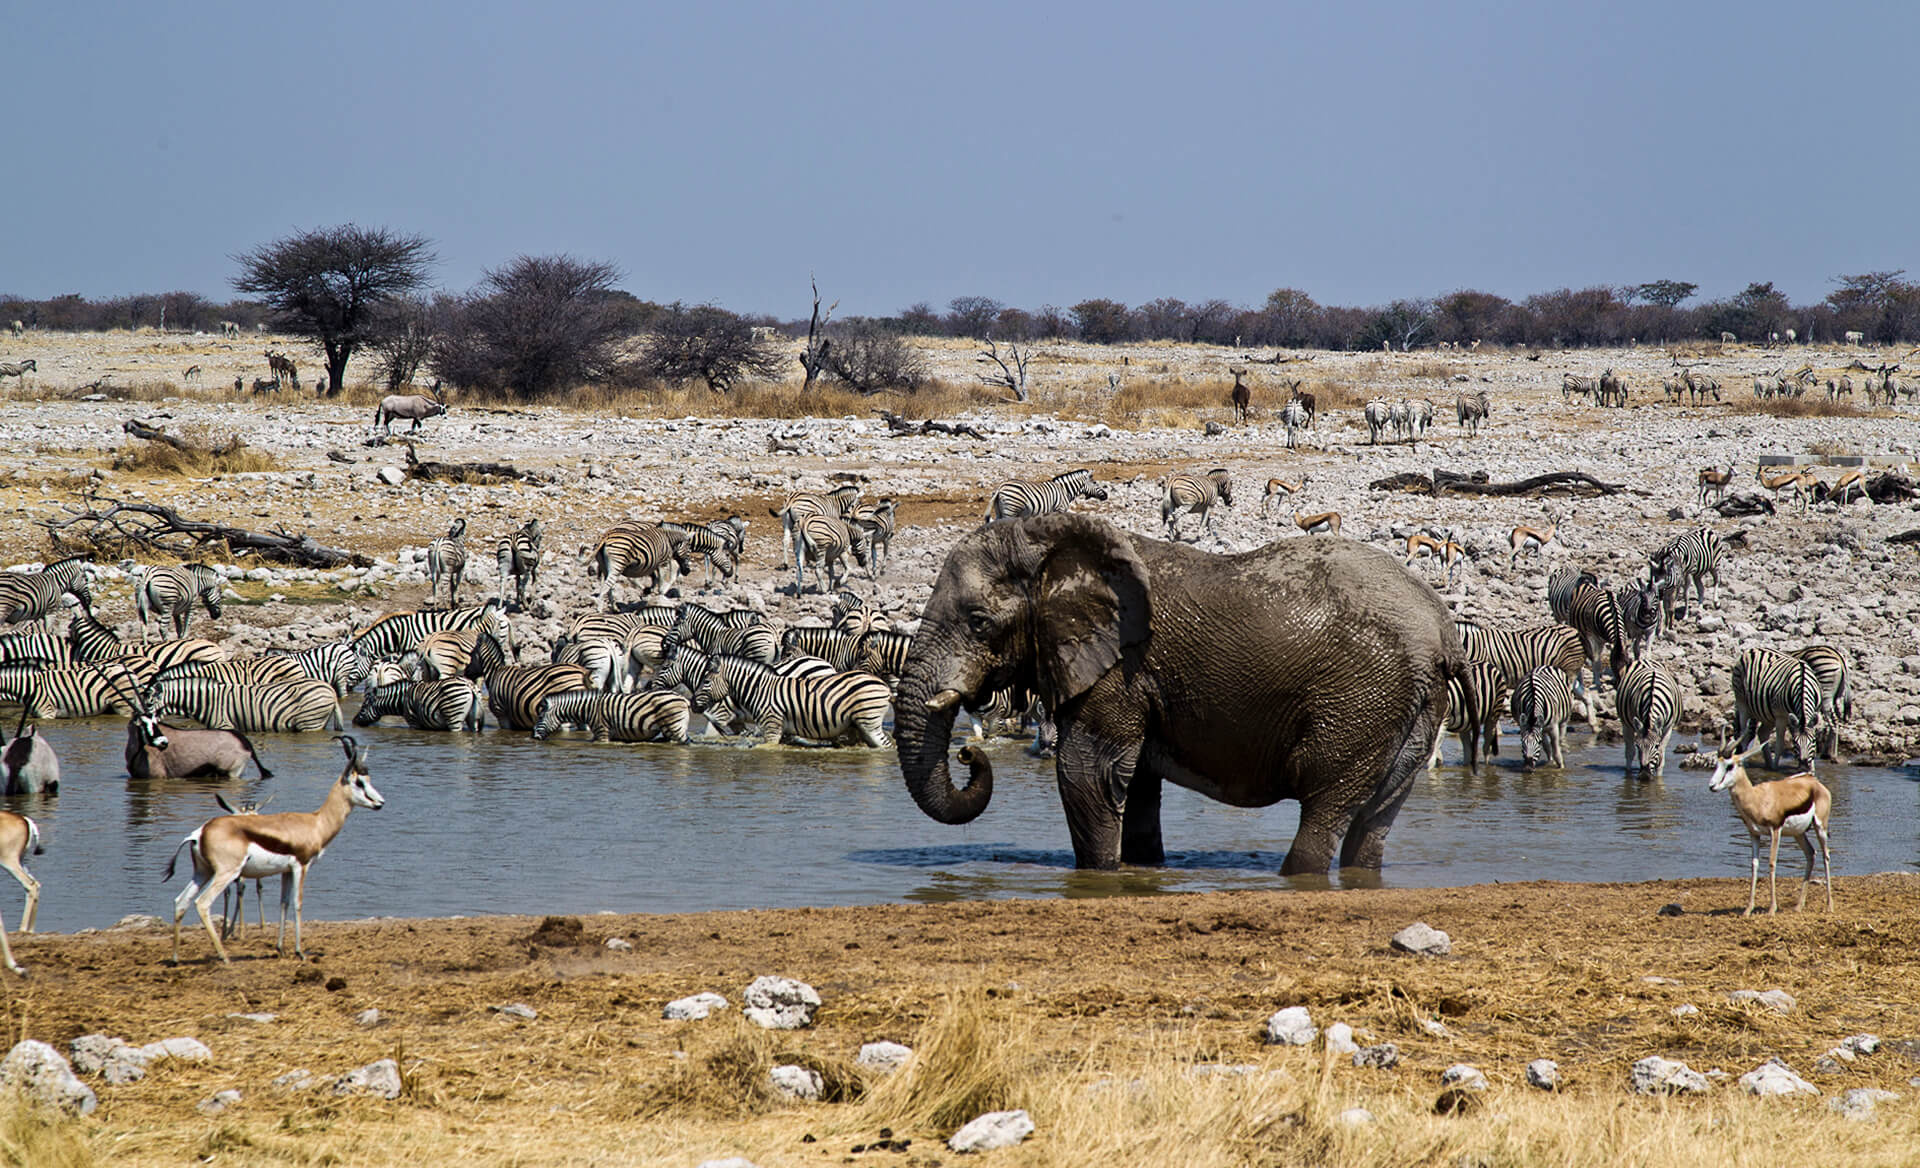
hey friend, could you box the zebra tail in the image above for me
[234,731,273,780]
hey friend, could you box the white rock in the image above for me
[1264,1006,1317,1046]
[139,1036,213,1063]
[333,1058,402,1099]
[271,1069,319,1092]
[1418,1017,1453,1038]
[1441,1064,1488,1091]
[1830,1087,1899,1121]
[495,1002,537,1021]
[70,1034,144,1076]
[1336,1107,1375,1126]
[1630,1056,1710,1096]
[1740,1059,1819,1098]
[355,1008,382,1027]
[376,466,406,487]
[1526,1059,1560,1091]
[1728,988,1796,1013]
[1671,1004,1700,1018]
[0,1041,97,1115]
[663,992,729,1021]
[227,1013,277,1025]
[111,913,163,931]
[948,1109,1035,1153]
[855,1041,913,1074]
[196,1088,242,1115]
[604,937,633,951]
[1842,1034,1881,1055]
[768,1064,823,1101]
[1324,1022,1358,1055]
[1391,921,1451,956]
[741,976,820,1030]
[1353,1043,1399,1069]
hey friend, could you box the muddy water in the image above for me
[8,719,1918,932]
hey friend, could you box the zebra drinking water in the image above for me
[532,689,692,743]
[352,679,485,732]
[1731,647,1823,773]
[691,654,893,748]
[1510,665,1578,769]
[1790,645,1852,761]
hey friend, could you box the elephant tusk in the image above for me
[926,689,963,713]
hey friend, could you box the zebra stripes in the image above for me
[1649,527,1723,620]
[692,654,893,748]
[427,518,468,609]
[130,563,222,639]
[469,631,593,731]
[1547,567,1597,624]
[675,605,768,655]
[794,513,869,595]
[851,500,897,576]
[660,520,740,587]
[1364,400,1391,444]
[1790,645,1851,761]
[352,679,485,732]
[157,656,309,688]
[0,661,144,719]
[778,485,862,568]
[0,557,92,630]
[1457,619,1591,729]
[1731,647,1822,773]
[779,625,864,672]
[0,629,71,670]
[1510,665,1576,769]
[986,469,1107,523]
[1279,399,1310,449]
[350,602,508,661]
[1430,659,1507,774]
[264,641,370,696]
[146,677,343,733]
[408,629,479,681]
[1564,580,1630,693]
[1456,389,1489,435]
[854,628,913,683]
[1615,659,1680,781]
[1161,468,1233,539]
[532,689,691,743]
[1614,579,1663,656]
[495,518,542,609]
[590,525,691,610]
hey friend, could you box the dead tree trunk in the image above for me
[797,276,838,392]
[977,338,1031,402]
[38,497,371,568]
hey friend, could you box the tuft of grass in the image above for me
[635,1017,862,1119]
[858,984,1028,1133]
[0,1094,94,1168]
[1744,395,1873,419]
[109,427,281,476]
[1403,360,1464,380]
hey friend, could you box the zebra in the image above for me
[0,359,36,381]
[675,605,767,655]
[125,562,223,640]
[1564,579,1631,696]
[1681,369,1720,403]
[352,679,485,732]
[854,628,914,683]
[985,469,1107,523]
[0,662,145,719]
[157,656,309,688]
[1456,389,1489,436]
[263,641,370,696]
[145,677,343,733]
[1731,647,1823,773]
[776,484,862,568]
[349,601,509,661]
[691,654,893,748]
[0,629,71,670]
[660,520,741,588]
[1363,399,1391,444]
[1789,645,1852,761]
[1614,578,1664,656]
[425,518,468,610]
[779,625,865,672]
[1596,369,1628,407]
[1648,528,1723,621]
[1407,398,1435,441]
[1455,619,1592,726]
[1161,468,1233,540]
[794,513,869,595]
[1388,400,1411,442]
[830,591,878,637]
[851,500,897,576]
[495,519,543,609]
[964,683,1041,742]
[1546,566,1598,624]
[1561,372,1598,403]
[1510,665,1577,769]
[1615,659,1680,781]
[1428,658,1506,774]
[532,690,691,743]
[1279,399,1310,449]
[589,525,692,611]
[0,557,92,631]
[468,631,593,731]
[64,596,223,671]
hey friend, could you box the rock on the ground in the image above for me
[1336,1107,1375,1126]
[0,1040,97,1115]
[1740,1059,1819,1098]
[948,1109,1035,1153]
[769,1064,823,1101]
[1630,1056,1710,1096]
[71,1034,144,1077]
[742,977,819,1030]
[1728,988,1796,1013]
[1324,1022,1358,1055]
[196,1088,242,1116]
[1391,921,1452,956]
[1527,1059,1561,1091]
[139,1036,213,1063]
[376,466,405,487]
[664,992,729,1021]
[1830,1088,1900,1121]
[355,1008,382,1027]
[227,1013,277,1025]
[604,937,633,951]
[333,1058,403,1099]
[696,1159,760,1168]
[1418,1017,1452,1038]
[1353,1043,1400,1069]
[1263,1006,1316,1046]
[1841,1034,1881,1055]
[494,1002,537,1021]
[271,1069,319,1093]
[1671,1004,1700,1017]
[856,1041,913,1074]
[1441,1064,1488,1091]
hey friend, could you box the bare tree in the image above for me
[820,321,927,392]
[232,225,435,397]
[637,304,787,392]
[977,337,1032,402]
[798,276,838,391]
[433,255,629,399]
[366,294,440,392]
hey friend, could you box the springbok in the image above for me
[1295,510,1341,536]
[166,735,383,964]
[1828,467,1866,505]
[0,812,41,975]
[1261,475,1306,513]
[1508,522,1556,565]
[1758,467,1812,513]
[1696,465,1733,506]
[1708,744,1832,917]
[1844,330,1865,346]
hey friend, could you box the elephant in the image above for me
[895,514,1465,875]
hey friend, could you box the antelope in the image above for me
[1228,368,1250,423]
[182,364,202,384]
[1844,329,1865,346]
[166,735,383,964]
[1697,465,1733,507]
[1708,744,1832,917]
[211,793,277,939]
[1261,475,1306,513]
[1508,522,1556,565]
[374,384,448,436]
[1295,510,1341,536]
[0,812,41,975]
[1407,532,1466,586]
[1758,467,1812,512]
[1829,467,1866,505]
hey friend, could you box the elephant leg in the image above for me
[1329,679,1447,871]
[1053,720,1140,871]
[1119,766,1164,866]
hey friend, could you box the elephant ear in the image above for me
[1029,517,1152,705]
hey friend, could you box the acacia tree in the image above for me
[637,304,786,392]
[232,225,435,396]
[434,255,629,398]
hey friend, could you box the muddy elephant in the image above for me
[896,514,1464,874]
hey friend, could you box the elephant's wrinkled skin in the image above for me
[895,514,1465,874]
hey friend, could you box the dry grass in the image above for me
[857,984,1030,1132]
[1743,395,1875,419]
[108,427,281,477]
[0,1096,92,1168]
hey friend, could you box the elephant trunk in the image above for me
[895,657,993,825]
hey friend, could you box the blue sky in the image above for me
[8,1,1916,316]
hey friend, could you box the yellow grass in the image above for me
[0,1096,92,1168]
[108,426,281,477]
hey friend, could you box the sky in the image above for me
[8,0,1917,318]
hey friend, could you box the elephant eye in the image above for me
[966,608,994,634]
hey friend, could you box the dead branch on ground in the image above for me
[875,410,988,441]
[400,441,546,484]
[37,496,370,568]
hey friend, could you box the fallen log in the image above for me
[37,497,371,568]
[1368,470,1486,495]
[122,418,194,451]
[875,410,988,441]
[1867,472,1919,504]
[400,441,545,484]
[1712,492,1776,518]
[1435,469,1625,497]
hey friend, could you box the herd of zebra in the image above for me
[1564,361,1915,407]
[1359,390,1492,444]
